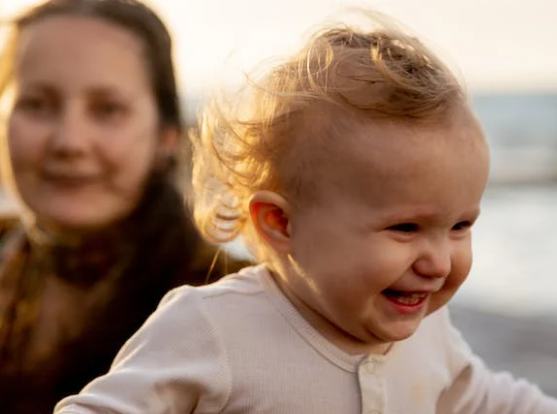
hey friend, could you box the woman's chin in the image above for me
[35,208,123,236]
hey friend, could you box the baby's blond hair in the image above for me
[191,10,470,261]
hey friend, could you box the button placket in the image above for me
[364,358,376,374]
[358,357,385,414]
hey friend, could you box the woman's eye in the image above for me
[17,96,49,113]
[91,100,126,120]
[387,223,419,233]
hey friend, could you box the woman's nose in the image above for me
[49,106,89,156]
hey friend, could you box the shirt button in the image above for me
[364,359,376,374]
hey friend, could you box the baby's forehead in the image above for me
[279,108,486,200]
[300,107,483,162]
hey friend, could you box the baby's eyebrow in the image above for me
[379,207,440,222]
[379,207,481,223]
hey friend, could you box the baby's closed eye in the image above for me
[451,220,474,231]
[387,223,419,233]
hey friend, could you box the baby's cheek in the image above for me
[443,258,470,295]
[427,281,461,315]
[427,260,470,314]
[429,250,471,311]
[453,246,473,285]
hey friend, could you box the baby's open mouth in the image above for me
[382,289,428,306]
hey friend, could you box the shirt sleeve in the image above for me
[437,310,557,414]
[54,286,231,414]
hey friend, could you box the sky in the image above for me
[2,0,557,96]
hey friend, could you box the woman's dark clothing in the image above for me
[0,176,251,414]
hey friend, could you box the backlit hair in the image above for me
[191,10,471,261]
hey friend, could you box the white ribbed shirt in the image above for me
[55,265,557,414]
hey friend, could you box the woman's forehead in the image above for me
[14,15,148,89]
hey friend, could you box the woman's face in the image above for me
[6,15,172,233]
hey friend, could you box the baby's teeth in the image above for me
[395,293,427,305]
[399,297,418,305]
[410,293,426,299]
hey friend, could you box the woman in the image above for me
[0,0,249,412]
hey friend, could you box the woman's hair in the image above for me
[191,10,471,262]
[0,0,185,183]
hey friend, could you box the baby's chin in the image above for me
[375,298,453,343]
[363,316,425,347]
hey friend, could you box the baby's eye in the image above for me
[387,223,419,233]
[452,221,473,231]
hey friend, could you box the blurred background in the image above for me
[2,0,557,396]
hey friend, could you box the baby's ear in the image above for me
[249,191,291,254]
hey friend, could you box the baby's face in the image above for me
[284,115,489,354]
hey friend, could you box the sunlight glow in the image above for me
[2,0,557,96]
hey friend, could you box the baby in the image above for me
[55,11,557,414]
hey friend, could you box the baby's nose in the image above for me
[412,242,451,279]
